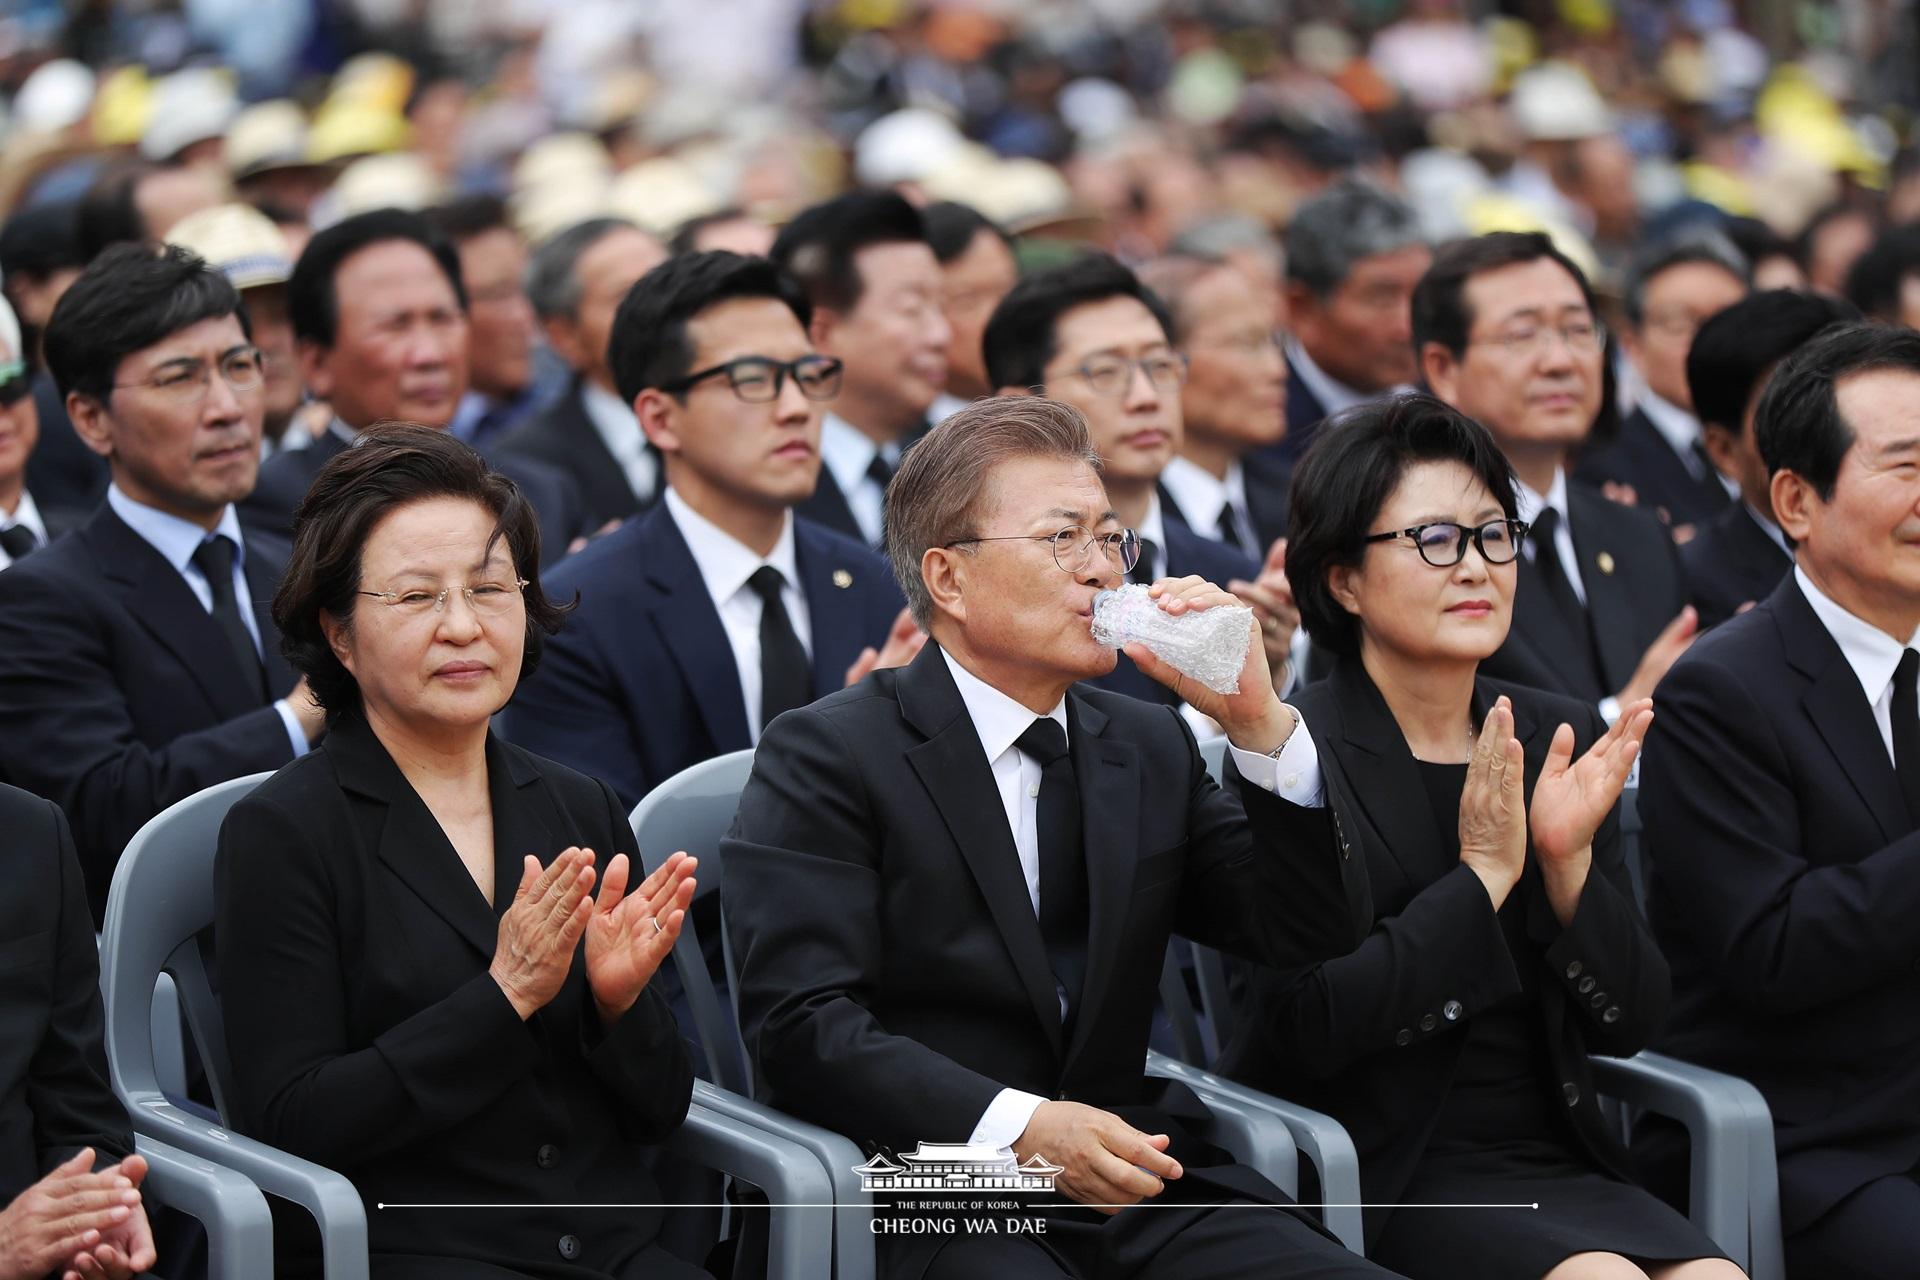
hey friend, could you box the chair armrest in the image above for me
[672,1083,836,1280]
[124,1092,369,1280]
[687,1081,876,1280]
[136,1135,274,1280]
[1146,1051,1365,1254]
[1589,1051,1776,1276]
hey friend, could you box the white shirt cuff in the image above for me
[969,1088,1049,1150]
[1598,695,1622,726]
[276,700,313,758]
[1227,711,1325,807]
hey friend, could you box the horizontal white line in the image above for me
[378,1202,1540,1211]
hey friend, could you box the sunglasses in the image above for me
[0,362,29,407]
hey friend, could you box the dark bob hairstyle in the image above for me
[273,422,571,722]
[1287,392,1519,657]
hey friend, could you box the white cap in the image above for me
[14,59,96,134]
[1509,62,1613,142]
[141,68,240,161]
[854,107,967,188]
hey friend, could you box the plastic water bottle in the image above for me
[1090,584,1253,695]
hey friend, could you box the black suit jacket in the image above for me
[1640,574,1920,1235]
[214,715,694,1277]
[1679,502,1791,629]
[723,645,1371,1211]
[1482,482,1687,705]
[496,379,659,530]
[0,504,298,920]
[1156,471,1289,558]
[1217,660,1667,1245]
[1576,407,1730,531]
[502,503,905,810]
[1089,523,1258,706]
[0,785,133,1207]
[243,426,588,568]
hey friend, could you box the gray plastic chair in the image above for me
[633,748,1326,1278]
[100,771,836,1280]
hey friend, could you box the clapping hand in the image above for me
[1457,697,1528,911]
[489,849,597,1020]
[1529,700,1653,924]
[61,1154,155,1280]
[0,1147,149,1280]
[843,607,926,687]
[585,851,697,1025]
[1228,538,1300,690]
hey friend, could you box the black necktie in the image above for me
[866,452,894,490]
[1014,718,1089,1029]
[1527,507,1606,701]
[748,565,812,730]
[1128,537,1158,585]
[1893,650,1920,829]
[1215,507,1249,553]
[0,523,36,561]
[190,535,267,699]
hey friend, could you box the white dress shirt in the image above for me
[818,412,902,547]
[1160,455,1259,552]
[1637,389,1740,498]
[664,488,812,742]
[0,489,49,569]
[944,646,1326,1150]
[106,484,309,759]
[929,392,971,426]
[1796,566,1920,764]
[581,379,659,507]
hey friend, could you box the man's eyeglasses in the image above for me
[658,355,844,404]
[0,361,30,407]
[1467,319,1606,360]
[358,579,530,618]
[1364,519,1530,568]
[112,347,266,400]
[946,525,1142,576]
[1066,353,1189,397]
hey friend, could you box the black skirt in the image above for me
[1370,765,1731,1279]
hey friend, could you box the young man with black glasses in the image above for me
[503,250,919,811]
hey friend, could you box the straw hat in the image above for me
[167,204,293,291]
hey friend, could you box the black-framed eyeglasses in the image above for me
[0,360,28,407]
[1066,353,1189,397]
[1364,519,1529,567]
[946,524,1142,575]
[657,355,844,404]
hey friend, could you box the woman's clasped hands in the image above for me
[488,847,697,1025]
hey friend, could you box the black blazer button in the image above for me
[558,1234,582,1261]
[1418,1013,1437,1032]
[1562,1082,1580,1107]
[1577,975,1597,994]
[1442,999,1463,1021]
[1395,1028,1412,1046]
[1589,991,1607,1009]
[1602,1006,1623,1024]
[1564,961,1583,979]
[537,1143,559,1169]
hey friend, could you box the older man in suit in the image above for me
[0,784,158,1280]
[495,218,668,528]
[0,243,321,919]
[503,250,917,809]
[1642,323,1920,1279]
[725,395,1386,1280]
[1418,232,1695,720]
[241,209,586,566]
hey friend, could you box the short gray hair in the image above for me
[1621,229,1750,328]
[525,217,637,319]
[884,397,1102,628]
[1169,213,1283,276]
[1284,178,1424,297]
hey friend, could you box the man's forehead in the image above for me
[686,297,812,364]
[1466,259,1588,321]
[127,314,247,366]
[1053,296,1169,357]
[984,455,1111,520]
[1836,366,1920,440]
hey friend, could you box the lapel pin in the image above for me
[1596,551,1616,576]
[832,569,853,589]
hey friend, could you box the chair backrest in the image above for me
[629,749,758,1096]
[1196,734,1228,784]
[100,773,273,1122]
[1157,939,1218,1066]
